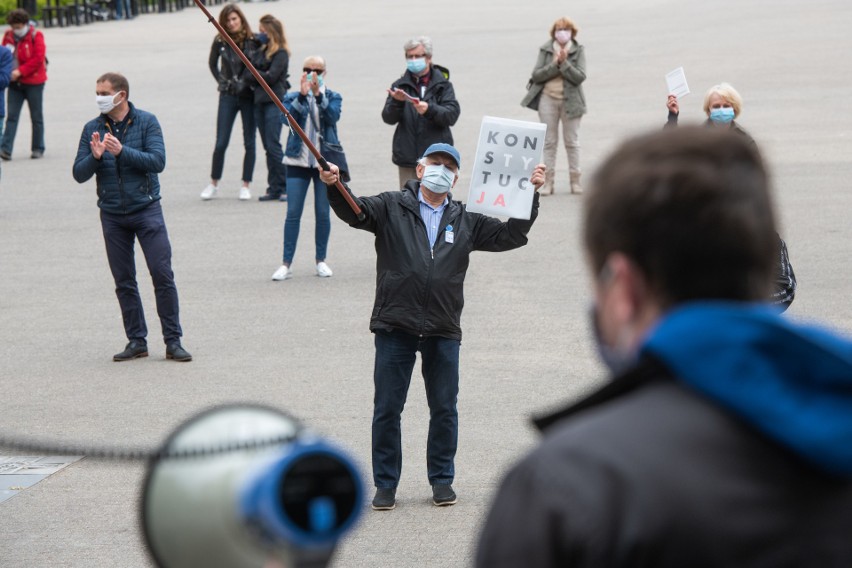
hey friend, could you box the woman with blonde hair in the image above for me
[665,83,797,310]
[521,16,587,195]
[201,3,258,201]
[666,83,752,144]
[252,14,291,202]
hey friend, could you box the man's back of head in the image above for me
[584,126,777,308]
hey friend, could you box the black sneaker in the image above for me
[371,487,396,511]
[258,193,281,202]
[166,342,192,362]
[432,484,457,507]
[113,340,148,362]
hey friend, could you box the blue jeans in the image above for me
[372,329,460,488]
[282,166,330,264]
[100,201,183,344]
[2,82,45,155]
[211,92,255,182]
[254,102,286,197]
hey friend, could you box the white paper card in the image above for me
[466,116,545,220]
[666,67,690,98]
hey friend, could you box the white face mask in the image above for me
[96,92,122,114]
[421,164,456,194]
[12,27,27,39]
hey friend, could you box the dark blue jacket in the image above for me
[0,46,12,116]
[281,88,343,158]
[72,103,165,215]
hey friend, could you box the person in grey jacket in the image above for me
[73,72,191,363]
[320,143,545,512]
[476,127,852,568]
[521,16,587,195]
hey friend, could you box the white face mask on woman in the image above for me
[12,26,27,39]
[96,92,122,114]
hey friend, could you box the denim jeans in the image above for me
[100,201,183,344]
[282,166,330,264]
[372,329,460,488]
[254,101,286,197]
[2,82,45,155]
[211,92,255,182]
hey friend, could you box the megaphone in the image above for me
[141,404,364,568]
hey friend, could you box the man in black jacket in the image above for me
[476,127,852,567]
[382,36,460,190]
[320,143,545,511]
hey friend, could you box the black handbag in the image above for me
[319,137,350,183]
[309,108,351,182]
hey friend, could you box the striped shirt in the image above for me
[418,188,448,249]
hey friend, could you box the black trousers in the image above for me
[100,201,182,344]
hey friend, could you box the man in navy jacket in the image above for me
[73,72,191,362]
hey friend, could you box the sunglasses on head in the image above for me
[303,67,325,74]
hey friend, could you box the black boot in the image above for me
[113,340,148,362]
[166,342,192,362]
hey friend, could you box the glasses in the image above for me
[405,53,427,60]
[303,67,325,74]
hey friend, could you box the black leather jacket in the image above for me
[328,180,538,340]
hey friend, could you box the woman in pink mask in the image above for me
[521,17,587,195]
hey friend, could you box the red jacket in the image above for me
[2,25,47,85]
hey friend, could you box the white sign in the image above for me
[466,116,545,220]
[666,67,690,98]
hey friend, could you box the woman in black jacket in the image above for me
[201,3,258,201]
[252,14,290,202]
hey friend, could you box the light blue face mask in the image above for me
[589,305,638,376]
[306,72,325,88]
[406,57,427,75]
[709,107,735,124]
[421,164,455,194]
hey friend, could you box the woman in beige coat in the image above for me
[521,16,587,195]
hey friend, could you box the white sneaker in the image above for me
[271,264,292,281]
[200,184,218,200]
[316,262,333,278]
[239,187,251,201]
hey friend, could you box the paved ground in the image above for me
[1,0,851,566]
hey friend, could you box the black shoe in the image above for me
[371,487,396,510]
[0,150,10,161]
[113,340,148,362]
[166,342,192,362]
[258,193,282,202]
[432,484,457,506]
[30,151,43,159]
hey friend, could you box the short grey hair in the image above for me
[404,36,433,57]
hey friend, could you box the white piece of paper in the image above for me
[466,116,545,220]
[666,67,690,98]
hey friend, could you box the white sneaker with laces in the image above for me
[200,184,218,200]
[316,262,333,278]
[239,187,251,201]
[271,264,292,281]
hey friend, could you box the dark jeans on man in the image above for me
[211,92,255,182]
[2,82,45,156]
[254,101,286,197]
[372,329,460,489]
[100,201,182,344]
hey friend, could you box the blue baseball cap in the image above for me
[422,143,461,169]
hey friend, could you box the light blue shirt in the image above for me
[418,189,448,249]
